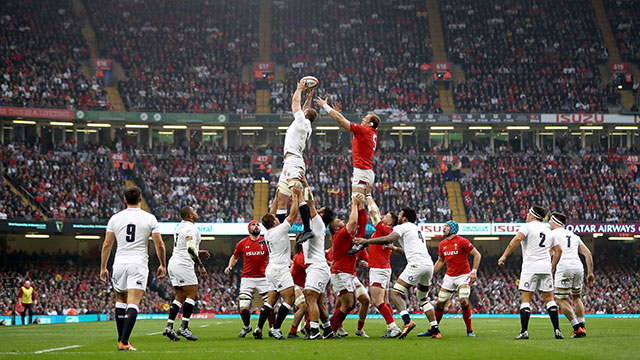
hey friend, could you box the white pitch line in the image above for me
[200,324,209,327]
[34,345,83,354]
[147,331,163,335]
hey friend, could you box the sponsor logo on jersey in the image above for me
[246,251,265,256]
[443,251,459,256]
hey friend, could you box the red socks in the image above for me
[290,324,297,334]
[435,307,444,324]
[461,305,472,332]
[268,312,276,328]
[331,310,348,332]
[357,320,365,331]
[377,303,395,325]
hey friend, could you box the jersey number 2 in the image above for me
[538,232,546,247]
[126,224,136,242]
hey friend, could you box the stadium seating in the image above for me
[605,0,640,64]
[269,0,441,114]
[440,0,614,113]
[84,0,258,113]
[0,0,110,110]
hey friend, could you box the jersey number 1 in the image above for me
[126,224,136,242]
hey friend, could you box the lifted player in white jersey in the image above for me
[356,207,439,340]
[254,186,302,340]
[549,212,594,338]
[276,80,318,245]
[499,205,563,340]
[163,206,210,342]
[100,187,167,351]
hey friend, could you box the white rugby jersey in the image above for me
[552,227,584,272]
[283,110,311,158]
[265,220,292,267]
[304,214,327,265]
[169,221,201,267]
[107,208,159,267]
[517,221,557,274]
[392,222,433,266]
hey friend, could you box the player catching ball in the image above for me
[419,220,481,337]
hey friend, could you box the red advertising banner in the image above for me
[0,107,74,119]
[610,62,629,73]
[110,153,128,162]
[252,155,272,165]
[432,62,452,73]
[93,59,113,70]
[624,155,640,164]
[438,155,459,164]
[550,114,605,124]
[253,62,274,73]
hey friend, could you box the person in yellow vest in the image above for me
[17,280,36,325]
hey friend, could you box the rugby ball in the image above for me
[301,76,319,89]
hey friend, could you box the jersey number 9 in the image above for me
[126,224,136,242]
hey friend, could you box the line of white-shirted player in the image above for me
[100,80,595,350]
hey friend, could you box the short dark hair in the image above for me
[550,211,567,225]
[368,113,381,129]
[400,207,417,223]
[124,186,142,205]
[388,211,399,226]
[531,205,547,220]
[262,213,276,229]
[180,206,192,220]
[320,207,335,226]
[329,219,341,235]
[305,108,318,122]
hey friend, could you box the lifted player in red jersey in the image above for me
[315,97,380,196]
[287,243,308,339]
[225,221,273,337]
[418,220,482,337]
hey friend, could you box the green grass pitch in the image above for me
[1,318,638,359]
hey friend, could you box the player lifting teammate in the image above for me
[356,207,439,340]
[549,212,594,338]
[254,186,302,340]
[225,221,273,337]
[163,206,210,342]
[100,186,167,351]
[499,205,564,340]
[277,80,317,244]
[419,220,481,337]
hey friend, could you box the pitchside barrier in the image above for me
[2,313,637,326]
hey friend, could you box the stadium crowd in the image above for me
[440,0,614,113]
[84,0,258,113]
[269,0,441,114]
[606,0,640,64]
[0,0,110,110]
[2,245,638,319]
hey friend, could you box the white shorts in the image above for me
[351,168,375,188]
[111,263,148,292]
[240,277,270,295]
[331,272,357,294]
[519,272,553,292]
[168,263,198,287]
[554,268,584,290]
[369,268,392,289]
[398,263,433,287]
[441,273,471,292]
[266,265,295,292]
[277,156,305,196]
[305,263,331,293]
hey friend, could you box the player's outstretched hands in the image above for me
[468,271,477,282]
[297,79,307,91]
[497,256,506,267]
[298,173,309,188]
[353,193,365,206]
[365,183,373,196]
[199,250,211,260]
[224,266,232,275]
[306,88,314,99]
[99,268,109,283]
[198,265,208,279]
[358,260,369,269]
[586,272,595,286]
[354,237,367,246]
[291,184,302,196]
[315,97,328,108]
[157,265,167,279]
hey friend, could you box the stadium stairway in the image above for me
[252,180,270,221]
[445,181,466,223]
[592,0,635,110]
[3,176,48,220]
[125,180,152,213]
[255,0,273,113]
[426,0,455,113]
